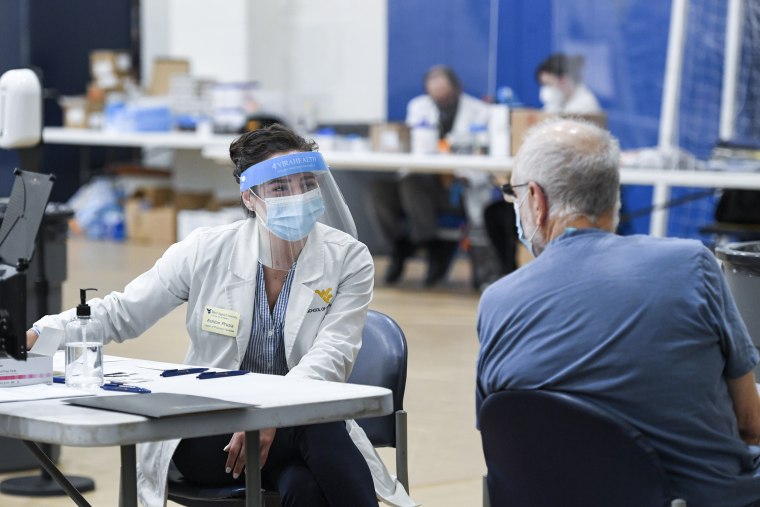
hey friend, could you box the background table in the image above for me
[43,127,760,237]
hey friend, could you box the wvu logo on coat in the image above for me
[315,288,333,304]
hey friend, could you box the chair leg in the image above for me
[395,410,409,493]
[482,475,491,507]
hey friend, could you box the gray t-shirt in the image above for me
[477,228,760,507]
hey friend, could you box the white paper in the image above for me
[0,383,93,403]
[30,327,64,357]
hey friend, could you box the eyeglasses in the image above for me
[501,182,530,203]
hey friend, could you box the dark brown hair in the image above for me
[231,124,317,183]
[424,65,462,93]
[230,124,318,216]
[535,53,585,83]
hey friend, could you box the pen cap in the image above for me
[77,287,98,317]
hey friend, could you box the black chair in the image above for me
[479,390,685,507]
[168,309,409,506]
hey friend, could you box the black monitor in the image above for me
[0,169,54,360]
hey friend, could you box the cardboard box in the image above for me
[149,58,190,96]
[510,108,608,156]
[124,199,176,244]
[370,123,410,153]
[60,93,107,129]
[60,96,89,129]
[0,353,53,387]
[90,50,131,90]
[175,191,214,211]
[133,186,174,207]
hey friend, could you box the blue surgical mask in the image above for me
[513,197,537,257]
[260,188,325,241]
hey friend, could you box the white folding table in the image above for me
[0,356,393,507]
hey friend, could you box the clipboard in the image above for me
[64,393,255,418]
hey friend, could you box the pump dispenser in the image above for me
[64,288,104,389]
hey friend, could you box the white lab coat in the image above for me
[34,219,417,507]
[405,92,495,226]
[561,83,602,114]
[406,92,490,139]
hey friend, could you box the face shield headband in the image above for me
[239,152,329,193]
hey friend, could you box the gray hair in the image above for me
[513,117,620,224]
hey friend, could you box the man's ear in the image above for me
[529,182,548,227]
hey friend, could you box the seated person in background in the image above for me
[28,124,415,507]
[477,118,760,506]
[368,65,490,287]
[535,52,601,114]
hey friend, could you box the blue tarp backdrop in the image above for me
[387,0,738,240]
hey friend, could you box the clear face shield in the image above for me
[239,151,357,269]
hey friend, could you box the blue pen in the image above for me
[161,367,209,377]
[197,370,249,380]
[101,384,151,394]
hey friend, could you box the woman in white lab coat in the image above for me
[535,53,602,114]
[29,125,416,507]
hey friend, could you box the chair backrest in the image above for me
[480,390,673,507]
[346,309,408,447]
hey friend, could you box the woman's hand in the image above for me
[224,428,277,478]
[26,329,38,349]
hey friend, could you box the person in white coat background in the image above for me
[481,53,603,278]
[27,124,416,507]
[535,53,601,114]
[367,65,491,287]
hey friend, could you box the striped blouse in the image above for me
[239,262,296,375]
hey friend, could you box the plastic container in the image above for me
[65,288,104,389]
[470,124,489,155]
[411,121,439,154]
[488,104,511,158]
[715,242,760,375]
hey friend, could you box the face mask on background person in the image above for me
[257,188,326,241]
[539,85,564,112]
[513,195,538,257]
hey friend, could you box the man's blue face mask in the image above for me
[513,193,537,257]
[258,188,325,241]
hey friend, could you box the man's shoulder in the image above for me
[460,93,489,111]
[622,234,707,258]
[592,234,716,284]
[408,94,433,107]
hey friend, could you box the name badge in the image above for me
[201,306,240,337]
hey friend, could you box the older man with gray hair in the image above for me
[477,118,760,506]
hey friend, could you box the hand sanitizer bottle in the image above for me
[65,288,104,389]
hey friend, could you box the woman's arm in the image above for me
[32,230,201,344]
